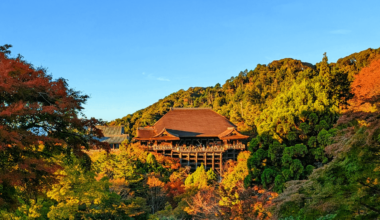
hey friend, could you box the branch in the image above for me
[359,181,380,194]
[360,202,380,214]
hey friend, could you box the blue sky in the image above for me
[1,0,379,121]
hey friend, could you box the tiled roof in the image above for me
[218,127,238,138]
[136,128,156,139]
[96,126,125,136]
[135,108,248,140]
[98,135,129,144]
[96,126,129,144]
[153,108,235,137]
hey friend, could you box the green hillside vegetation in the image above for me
[109,47,380,219]
[110,49,379,138]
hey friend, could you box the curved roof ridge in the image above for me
[171,107,212,110]
[218,127,249,139]
[153,128,179,137]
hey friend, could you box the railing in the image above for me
[145,144,245,152]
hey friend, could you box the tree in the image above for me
[246,77,339,192]
[184,187,222,219]
[221,151,250,191]
[46,156,142,220]
[146,174,167,214]
[219,183,276,220]
[0,45,108,210]
[350,56,380,106]
[272,110,380,219]
[184,164,212,189]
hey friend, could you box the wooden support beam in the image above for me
[195,152,198,168]
[204,152,207,169]
[188,153,190,166]
[212,152,215,170]
[220,153,223,175]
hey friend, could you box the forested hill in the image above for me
[2,44,380,219]
[110,47,380,138]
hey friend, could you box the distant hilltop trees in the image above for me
[110,48,380,138]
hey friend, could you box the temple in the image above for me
[134,108,249,173]
[97,126,130,149]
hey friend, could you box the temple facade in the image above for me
[134,108,249,174]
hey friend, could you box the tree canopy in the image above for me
[0,45,108,211]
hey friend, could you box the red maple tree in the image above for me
[351,56,380,105]
[0,45,109,209]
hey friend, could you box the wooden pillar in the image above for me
[212,152,215,170]
[179,152,182,165]
[195,153,198,168]
[220,153,223,175]
[204,152,207,169]
[188,153,190,166]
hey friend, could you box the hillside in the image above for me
[2,44,380,219]
[110,48,380,138]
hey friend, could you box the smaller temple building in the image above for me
[97,126,130,149]
[134,108,249,173]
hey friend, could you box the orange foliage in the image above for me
[349,56,380,111]
[151,152,181,170]
[108,178,134,200]
[146,173,167,214]
[184,187,222,219]
[147,175,165,188]
[165,179,185,200]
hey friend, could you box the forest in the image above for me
[1,43,380,219]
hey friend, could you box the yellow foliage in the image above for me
[221,151,251,191]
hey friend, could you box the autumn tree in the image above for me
[221,151,250,191]
[350,56,380,108]
[0,45,108,210]
[184,164,215,189]
[146,174,167,214]
[47,155,148,219]
[219,183,276,220]
[184,187,222,219]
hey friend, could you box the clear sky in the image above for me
[1,0,379,121]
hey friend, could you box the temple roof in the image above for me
[135,108,248,140]
[218,127,249,140]
[98,135,129,144]
[136,127,156,139]
[96,126,129,144]
[96,126,125,136]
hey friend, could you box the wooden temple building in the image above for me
[134,108,249,173]
[97,126,130,149]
